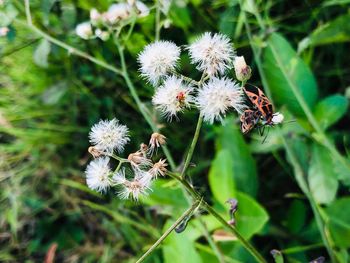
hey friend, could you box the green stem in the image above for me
[180,115,203,178]
[136,200,200,263]
[167,171,267,263]
[155,0,161,41]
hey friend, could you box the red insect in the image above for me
[240,85,275,134]
[176,91,186,103]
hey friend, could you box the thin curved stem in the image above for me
[167,171,267,263]
[136,200,200,263]
[155,0,161,41]
[180,115,203,178]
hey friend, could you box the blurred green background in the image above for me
[0,0,350,262]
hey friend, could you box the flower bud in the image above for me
[75,22,93,40]
[88,146,104,158]
[271,112,284,124]
[95,29,110,41]
[90,8,102,26]
[234,56,251,82]
[0,27,9,37]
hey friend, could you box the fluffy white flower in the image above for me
[152,76,194,120]
[187,32,235,76]
[105,3,130,24]
[196,77,245,124]
[138,41,181,84]
[134,1,149,17]
[75,22,93,40]
[89,118,130,153]
[85,157,112,193]
[271,112,284,124]
[113,169,152,201]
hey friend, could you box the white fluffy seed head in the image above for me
[187,32,235,76]
[85,157,112,193]
[196,77,245,124]
[75,22,93,40]
[89,118,130,153]
[114,170,152,201]
[138,41,181,85]
[152,76,194,120]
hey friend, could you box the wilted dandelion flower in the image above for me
[114,169,152,200]
[196,77,244,124]
[138,41,180,84]
[85,157,112,193]
[188,32,235,76]
[152,76,194,119]
[75,22,93,40]
[148,132,166,154]
[128,151,152,168]
[89,118,130,153]
[149,159,168,178]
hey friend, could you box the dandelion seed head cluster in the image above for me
[85,157,112,193]
[152,76,194,119]
[138,41,181,84]
[187,32,235,76]
[89,118,130,153]
[196,77,245,124]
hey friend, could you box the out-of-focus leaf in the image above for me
[308,144,338,204]
[216,121,258,196]
[314,94,348,130]
[286,200,306,234]
[323,0,350,6]
[163,219,202,263]
[326,197,350,248]
[0,4,18,27]
[169,6,191,30]
[144,179,188,214]
[271,250,284,263]
[262,33,318,116]
[33,39,51,68]
[41,81,68,105]
[298,14,350,52]
[209,149,236,205]
[219,7,238,36]
[126,33,148,56]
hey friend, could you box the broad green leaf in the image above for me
[169,6,191,31]
[234,192,269,239]
[326,197,350,248]
[209,149,236,205]
[144,179,188,214]
[262,33,318,116]
[323,0,350,6]
[314,94,348,130]
[41,81,68,105]
[308,144,338,204]
[33,39,51,68]
[163,220,202,263]
[216,121,258,196]
[298,14,350,52]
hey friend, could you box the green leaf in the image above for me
[234,192,269,239]
[286,200,307,234]
[262,33,318,116]
[33,39,51,68]
[298,14,350,52]
[314,94,348,130]
[163,220,202,263]
[216,121,258,196]
[209,149,236,205]
[308,144,338,204]
[169,6,191,31]
[326,197,350,248]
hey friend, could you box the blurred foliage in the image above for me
[0,0,350,262]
